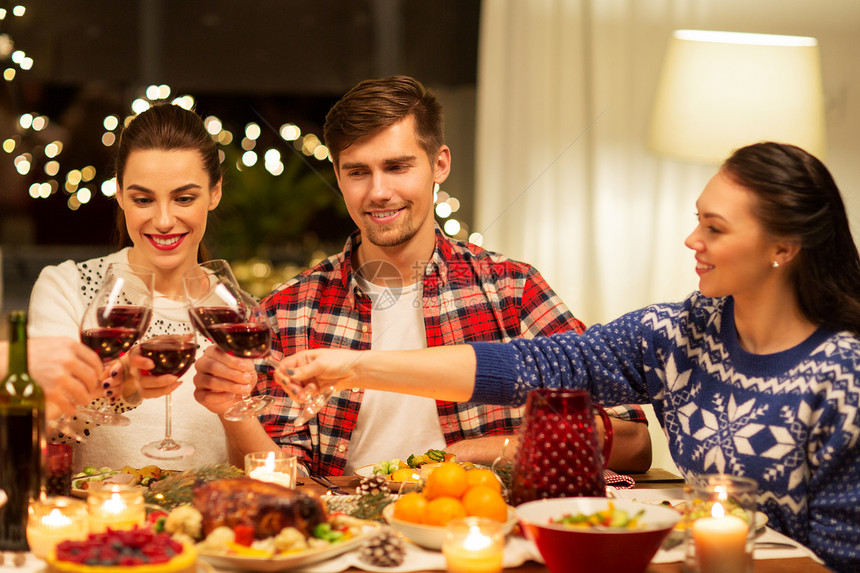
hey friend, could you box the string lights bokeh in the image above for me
[2,2,485,254]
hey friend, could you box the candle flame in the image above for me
[265,451,276,472]
[41,508,73,528]
[102,494,128,515]
[710,501,726,519]
[463,530,493,551]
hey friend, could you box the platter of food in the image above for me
[355,449,478,488]
[196,521,379,572]
[611,489,768,536]
[171,477,380,572]
[71,464,176,497]
[662,500,768,533]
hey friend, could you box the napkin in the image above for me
[650,526,823,564]
[298,535,543,573]
[604,469,635,489]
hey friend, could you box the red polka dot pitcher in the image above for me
[510,389,613,505]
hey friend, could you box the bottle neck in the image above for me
[6,312,29,376]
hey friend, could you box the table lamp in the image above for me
[648,29,826,164]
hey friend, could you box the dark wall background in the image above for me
[0,0,481,314]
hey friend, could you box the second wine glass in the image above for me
[140,299,197,460]
[184,260,274,421]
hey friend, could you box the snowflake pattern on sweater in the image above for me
[470,293,860,572]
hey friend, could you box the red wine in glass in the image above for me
[139,340,196,377]
[189,306,244,341]
[184,259,275,421]
[140,329,196,461]
[207,323,271,358]
[78,262,155,427]
[80,327,140,361]
[97,305,151,332]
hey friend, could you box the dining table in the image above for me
[0,468,829,573]
[302,469,829,573]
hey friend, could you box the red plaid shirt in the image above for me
[257,228,646,476]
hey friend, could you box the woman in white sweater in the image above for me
[28,103,236,471]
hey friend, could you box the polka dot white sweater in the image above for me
[28,248,228,471]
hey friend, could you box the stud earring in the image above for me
[772,261,780,268]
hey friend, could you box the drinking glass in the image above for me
[275,368,338,426]
[184,259,274,421]
[683,474,757,573]
[140,299,197,460]
[78,262,154,426]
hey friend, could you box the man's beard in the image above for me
[363,218,418,247]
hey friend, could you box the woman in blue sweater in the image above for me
[276,142,860,572]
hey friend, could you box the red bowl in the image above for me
[516,497,680,573]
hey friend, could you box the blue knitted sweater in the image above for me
[470,293,860,572]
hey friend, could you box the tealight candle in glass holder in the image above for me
[683,474,757,573]
[245,451,297,489]
[27,497,88,560]
[86,484,146,533]
[442,517,506,573]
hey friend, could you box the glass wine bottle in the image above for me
[0,311,46,552]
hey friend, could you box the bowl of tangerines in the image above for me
[382,462,517,549]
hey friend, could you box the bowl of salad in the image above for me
[516,497,680,573]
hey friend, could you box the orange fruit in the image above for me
[390,467,421,482]
[423,462,468,500]
[424,496,467,526]
[393,491,428,524]
[465,468,502,493]
[462,485,508,522]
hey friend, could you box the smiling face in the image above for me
[684,170,783,300]
[116,148,221,275]
[335,115,450,257]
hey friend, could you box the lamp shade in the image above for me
[648,30,826,164]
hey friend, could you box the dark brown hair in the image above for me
[323,75,445,166]
[723,142,860,335]
[113,103,221,261]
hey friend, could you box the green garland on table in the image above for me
[350,491,395,521]
[144,464,244,510]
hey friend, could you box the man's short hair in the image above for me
[323,75,445,166]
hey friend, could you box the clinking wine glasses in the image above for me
[78,262,154,426]
[140,298,197,460]
[183,260,274,421]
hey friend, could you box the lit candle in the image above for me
[442,517,505,573]
[692,502,750,573]
[245,451,297,489]
[87,485,145,533]
[27,498,89,560]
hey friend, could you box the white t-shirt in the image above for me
[343,277,446,473]
[28,248,228,472]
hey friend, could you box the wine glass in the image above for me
[184,259,274,421]
[140,299,197,460]
[275,364,339,426]
[78,262,154,426]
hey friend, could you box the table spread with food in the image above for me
[1,453,827,573]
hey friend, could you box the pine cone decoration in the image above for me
[356,475,390,496]
[360,528,406,567]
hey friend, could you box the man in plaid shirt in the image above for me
[193,76,651,476]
